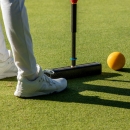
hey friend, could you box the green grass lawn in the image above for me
[0,0,130,129]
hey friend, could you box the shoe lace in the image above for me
[42,69,55,85]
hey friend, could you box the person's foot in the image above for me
[0,50,17,79]
[14,65,67,98]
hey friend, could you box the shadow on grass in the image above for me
[118,67,130,73]
[32,72,130,109]
[2,72,130,109]
[0,76,17,81]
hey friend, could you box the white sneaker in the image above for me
[14,65,67,98]
[0,50,17,79]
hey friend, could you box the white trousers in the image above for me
[0,24,9,62]
[0,0,37,77]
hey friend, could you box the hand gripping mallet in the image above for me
[46,0,102,79]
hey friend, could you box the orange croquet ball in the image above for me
[107,52,125,70]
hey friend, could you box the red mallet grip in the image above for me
[70,0,78,4]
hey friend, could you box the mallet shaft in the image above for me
[71,3,77,67]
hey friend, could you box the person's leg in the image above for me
[1,0,37,80]
[0,23,9,62]
[0,22,17,79]
[1,0,67,97]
